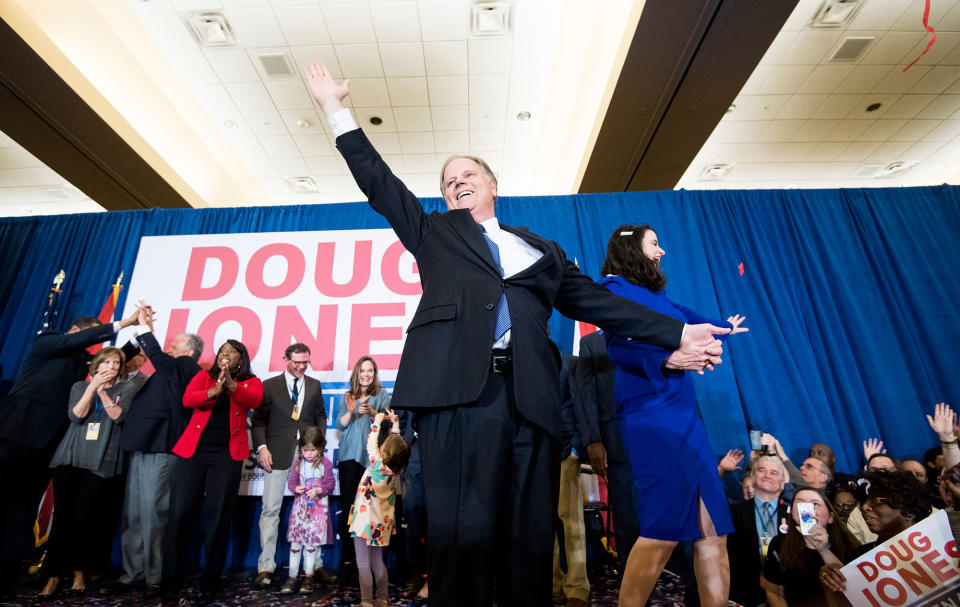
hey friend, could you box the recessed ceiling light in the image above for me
[224,120,239,129]
[184,12,238,48]
[699,164,733,180]
[866,102,882,112]
[874,161,916,178]
[369,116,383,125]
[287,177,319,193]
[296,119,311,129]
[727,104,736,113]
[516,111,531,121]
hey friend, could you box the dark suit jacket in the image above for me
[728,496,789,607]
[337,129,684,439]
[119,331,200,454]
[558,353,580,458]
[250,373,326,471]
[0,323,116,450]
[573,331,633,464]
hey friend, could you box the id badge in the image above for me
[761,535,770,558]
[291,408,299,421]
[86,423,101,441]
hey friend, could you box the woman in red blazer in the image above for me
[160,339,262,606]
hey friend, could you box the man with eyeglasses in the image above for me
[799,458,832,489]
[251,343,327,588]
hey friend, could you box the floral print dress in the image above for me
[348,418,400,547]
[286,454,335,546]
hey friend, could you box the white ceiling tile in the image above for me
[796,65,855,94]
[948,78,960,94]
[245,156,280,178]
[739,64,774,95]
[507,72,542,107]
[322,3,376,44]
[756,120,806,142]
[901,32,960,68]
[273,156,310,177]
[791,120,840,142]
[781,31,842,65]
[468,74,509,105]
[432,105,468,130]
[387,77,429,105]
[858,119,908,141]
[354,107,398,132]
[860,32,925,65]
[468,39,512,74]
[171,0,220,9]
[223,8,286,46]
[305,156,343,175]
[336,44,384,78]
[469,103,506,130]
[716,121,770,144]
[418,0,469,41]
[835,65,893,93]
[229,135,266,159]
[403,154,438,173]
[258,134,301,156]
[222,0,270,7]
[349,78,392,107]
[372,1,422,42]
[776,95,828,120]
[399,132,435,153]
[872,65,932,93]
[757,65,815,95]
[695,143,752,163]
[434,130,469,153]
[867,140,911,162]
[882,95,937,119]
[903,140,944,160]
[917,95,960,119]
[290,45,342,79]
[848,0,911,29]
[469,129,503,151]
[894,0,959,29]
[128,0,176,14]
[812,94,866,119]
[203,48,260,82]
[922,119,960,141]
[274,5,331,46]
[0,132,18,147]
[805,141,849,161]
[936,2,960,29]
[226,81,275,111]
[366,132,403,154]
[279,109,325,134]
[845,94,900,118]
[266,81,314,109]
[758,30,797,65]
[380,42,426,77]
[293,134,335,155]
[424,41,467,75]
[394,106,432,130]
[243,110,289,135]
[774,142,819,162]
[189,83,237,115]
[939,36,960,66]
[142,13,198,52]
[167,51,219,85]
[427,75,468,105]
[888,119,941,141]
[909,66,960,94]
[781,0,820,30]
[381,154,405,172]
[823,120,871,142]
[731,95,789,120]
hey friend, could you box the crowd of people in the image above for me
[0,56,951,607]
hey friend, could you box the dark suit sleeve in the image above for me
[559,355,577,457]
[572,346,603,447]
[136,331,177,372]
[34,323,116,358]
[335,129,434,254]
[250,382,271,449]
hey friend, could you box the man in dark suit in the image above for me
[727,455,789,607]
[251,343,326,587]
[573,330,641,580]
[0,308,140,598]
[118,306,203,594]
[305,61,727,607]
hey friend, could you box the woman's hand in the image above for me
[927,402,957,442]
[218,360,237,392]
[726,314,750,335]
[863,437,886,461]
[344,393,357,414]
[90,368,113,389]
[358,399,374,417]
[804,523,829,551]
[303,61,351,116]
[819,562,847,593]
[718,449,744,475]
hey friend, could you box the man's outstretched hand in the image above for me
[666,323,729,374]
[303,61,351,117]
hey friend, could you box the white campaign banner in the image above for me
[841,510,960,607]
[121,229,423,495]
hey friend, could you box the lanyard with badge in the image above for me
[85,392,118,441]
[756,500,777,558]
[290,378,301,421]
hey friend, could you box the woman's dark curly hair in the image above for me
[600,224,666,292]
[206,339,255,381]
[855,470,931,522]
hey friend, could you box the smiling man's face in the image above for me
[442,157,497,223]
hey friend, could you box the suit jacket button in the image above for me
[486,303,495,310]
[195,424,200,429]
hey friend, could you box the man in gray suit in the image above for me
[251,343,327,587]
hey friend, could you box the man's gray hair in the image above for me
[754,454,789,482]
[178,333,204,362]
[439,154,498,198]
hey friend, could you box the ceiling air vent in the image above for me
[811,0,865,28]
[254,52,295,78]
[287,177,319,193]
[699,164,733,180]
[829,36,874,62]
[184,12,238,48]
[471,2,511,37]
[874,161,916,178]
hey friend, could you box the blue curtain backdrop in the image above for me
[1,185,958,568]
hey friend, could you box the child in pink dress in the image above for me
[280,427,335,594]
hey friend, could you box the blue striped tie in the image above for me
[480,226,511,340]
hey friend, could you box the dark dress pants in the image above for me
[337,458,367,570]
[417,369,561,607]
[160,450,242,595]
[602,417,641,580]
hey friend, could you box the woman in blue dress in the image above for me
[599,224,748,607]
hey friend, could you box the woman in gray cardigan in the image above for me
[39,346,136,597]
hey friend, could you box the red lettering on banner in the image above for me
[945,540,958,559]
[349,302,405,370]
[890,540,914,562]
[196,306,262,361]
[877,551,897,571]
[164,308,191,350]
[909,532,931,552]
[246,244,305,299]
[898,562,936,594]
[862,588,884,607]
[858,561,880,582]
[315,241,372,297]
[381,240,422,295]
[921,550,957,582]
[182,246,239,300]
[876,578,907,605]
[269,305,338,372]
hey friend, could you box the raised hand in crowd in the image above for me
[119,304,142,329]
[928,402,960,471]
[726,314,750,334]
[761,432,788,461]
[718,448,745,477]
[586,442,608,481]
[304,61,351,116]
[385,408,399,425]
[862,437,886,461]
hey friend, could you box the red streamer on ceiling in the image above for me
[903,0,936,72]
